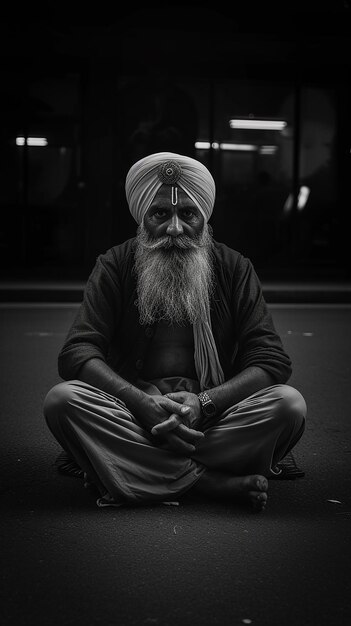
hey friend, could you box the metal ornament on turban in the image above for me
[125,151,224,391]
[125,151,216,225]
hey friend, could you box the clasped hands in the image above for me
[145,391,204,456]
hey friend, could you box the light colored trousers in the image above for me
[44,377,306,505]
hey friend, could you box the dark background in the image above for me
[1,7,351,625]
[0,2,350,282]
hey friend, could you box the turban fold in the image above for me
[125,152,216,224]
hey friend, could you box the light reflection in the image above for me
[195,141,257,151]
[283,186,311,214]
[195,141,219,149]
[16,137,48,147]
[229,119,287,130]
[259,145,278,155]
[220,143,256,151]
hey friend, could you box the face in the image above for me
[143,185,205,240]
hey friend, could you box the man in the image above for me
[44,151,306,512]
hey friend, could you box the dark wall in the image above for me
[0,6,350,278]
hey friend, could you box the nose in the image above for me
[166,214,184,237]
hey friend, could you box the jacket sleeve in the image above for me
[58,251,122,380]
[231,255,292,383]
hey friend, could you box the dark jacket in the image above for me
[58,237,292,386]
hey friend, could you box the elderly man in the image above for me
[44,151,306,512]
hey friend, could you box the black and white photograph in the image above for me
[1,3,351,625]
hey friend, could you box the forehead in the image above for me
[150,184,198,209]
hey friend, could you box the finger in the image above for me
[163,397,190,416]
[175,424,205,443]
[165,432,196,455]
[151,414,182,436]
[165,392,184,401]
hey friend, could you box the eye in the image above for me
[180,209,196,220]
[152,209,168,219]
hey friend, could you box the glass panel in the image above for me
[0,71,83,273]
[297,86,337,270]
[176,79,212,166]
[197,80,295,269]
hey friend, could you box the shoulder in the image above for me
[95,238,136,276]
[100,237,136,264]
[212,240,252,275]
[212,240,262,300]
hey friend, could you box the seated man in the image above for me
[44,151,307,512]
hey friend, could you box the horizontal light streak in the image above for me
[195,141,219,149]
[196,142,277,153]
[259,145,278,154]
[220,143,256,151]
[229,119,287,130]
[16,137,48,146]
[195,141,256,151]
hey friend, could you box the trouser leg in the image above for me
[43,380,205,504]
[44,380,306,504]
[193,384,307,478]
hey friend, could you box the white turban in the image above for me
[125,152,216,225]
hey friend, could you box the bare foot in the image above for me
[194,471,268,512]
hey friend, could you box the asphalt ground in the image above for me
[1,303,351,626]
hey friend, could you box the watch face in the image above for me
[203,401,216,416]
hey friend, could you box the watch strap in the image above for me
[197,390,217,417]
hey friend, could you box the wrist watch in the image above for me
[197,391,217,418]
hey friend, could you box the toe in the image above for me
[249,490,268,512]
[255,475,269,491]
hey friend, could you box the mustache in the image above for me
[139,235,201,250]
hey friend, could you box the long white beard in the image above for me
[133,224,215,326]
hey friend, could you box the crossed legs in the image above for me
[44,381,306,511]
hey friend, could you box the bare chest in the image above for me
[141,321,196,379]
